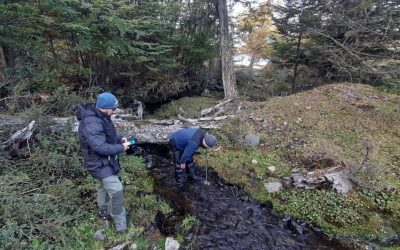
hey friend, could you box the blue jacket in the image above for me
[76,103,124,179]
[170,128,205,164]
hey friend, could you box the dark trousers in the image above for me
[169,139,194,189]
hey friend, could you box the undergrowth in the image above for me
[0,121,169,249]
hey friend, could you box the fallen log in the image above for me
[3,120,35,156]
[200,98,232,116]
[52,114,233,144]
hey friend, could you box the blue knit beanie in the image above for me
[204,134,217,148]
[96,92,118,109]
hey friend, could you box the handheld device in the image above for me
[128,137,136,145]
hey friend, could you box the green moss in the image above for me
[149,96,221,119]
[196,146,290,193]
[386,176,400,190]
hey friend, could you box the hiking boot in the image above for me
[97,207,110,221]
[115,222,127,234]
[187,163,203,182]
[175,166,185,191]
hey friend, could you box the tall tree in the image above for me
[236,2,276,76]
[273,0,400,87]
[273,0,320,92]
[217,0,237,99]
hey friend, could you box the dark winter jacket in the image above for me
[76,103,124,179]
[169,128,205,164]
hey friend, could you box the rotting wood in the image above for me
[107,241,131,250]
[52,114,233,144]
[200,98,232,116]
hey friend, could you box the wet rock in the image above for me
[165,237,180,250]
[264,182,282,193]
[93,229,106,241]
[324,171,353,194]
[292,172,326,189]
[243,134,260,146]
[239,195,249,202]
[282,177,292,189]
[284,217,307,235]
[146,157,153,168]
[290,166,350,191]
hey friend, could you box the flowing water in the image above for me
[134,145,347,250]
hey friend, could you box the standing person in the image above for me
[76,92,130,233]
[169,128,217,191]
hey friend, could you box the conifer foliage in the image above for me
[0,0,219,103]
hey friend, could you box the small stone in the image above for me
[267,166,276,172]
[251,159,258,164]
[93,230,106,241]
[244,134,260,146]
[165,237,180,250]
[283,121,288,126]
[291,168,300,173]
[264,182,282,193]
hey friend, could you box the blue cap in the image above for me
[96,92,118,109]
[204,134,217,148]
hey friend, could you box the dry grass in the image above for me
[232,83,400,189]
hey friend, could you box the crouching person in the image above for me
[169,128,217,191]
[76,92,130,233]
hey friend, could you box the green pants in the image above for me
[97,175,126,225]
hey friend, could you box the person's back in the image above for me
[170,127,203,152]
[169,128,217,191]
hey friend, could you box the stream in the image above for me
[133,145,347,250]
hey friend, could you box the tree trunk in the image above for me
[0,46,5,80]
[217,0,237,99]
[2,45,16,68]
[248,51,256,76]
[292,31,302,93]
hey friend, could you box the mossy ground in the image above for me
[0,124,170,249]
[148,96,221,119]
[193,84,400,247]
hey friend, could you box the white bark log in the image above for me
[200,98,232,116]
[52,115,233,144]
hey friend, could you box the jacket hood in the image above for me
[76,103,98,121]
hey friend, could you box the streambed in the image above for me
[133,145,346,250]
